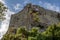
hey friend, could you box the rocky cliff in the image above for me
[8,3,60,33]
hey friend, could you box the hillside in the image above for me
[8,3,60,33]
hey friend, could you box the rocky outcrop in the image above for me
[9,3,60,33]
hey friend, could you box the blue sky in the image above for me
[3,0,60,13]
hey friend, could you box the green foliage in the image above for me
[33,12,39,22]
[30,10,40,22]
[29,27,38,37]
[17,27,26,34]
[2,23,60,40]
[0,2,7,21]
[28,37,37,40]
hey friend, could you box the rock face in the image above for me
[9,3,60,33]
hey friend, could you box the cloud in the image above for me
[24,0,29,4]
[14,3,22,10]
[39,1,60,12]
[23,0,31,5]
[1,9,14,32]
[0,0,15,39]
[44,3,60,12]
[0,0,5,4]
[0,9,14,39]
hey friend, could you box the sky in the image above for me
[3,0,60,13]
[0,0,60,39]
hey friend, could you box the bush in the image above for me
[2,23,60,40]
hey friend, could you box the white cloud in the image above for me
[44,3,60,12]
[14,4,22,10]
[0,9,14,39]
[0,0,5,4]
[39,1,60,12]
[23,0,31,5]
[39,1,43,5]
[24,0,29,4]
[0,0,15,39]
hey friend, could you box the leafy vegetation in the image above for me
[2,23,60,40]
[0,2,7,21]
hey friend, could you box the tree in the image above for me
[0,2,7,27]
[16,27,29,40]
[0,2,7,20]
[42,23,60,40]
[2,24,60,40]
[29,27,39,37]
